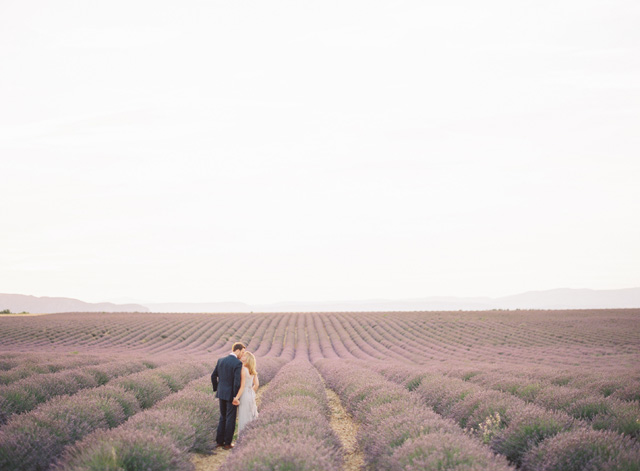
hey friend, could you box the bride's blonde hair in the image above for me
[243,351,257,376]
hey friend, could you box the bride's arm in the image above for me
[252,374,259,393]
[235,368,247,402]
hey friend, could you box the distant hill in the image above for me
[139,287,640,312]
[3,288,640,314]
[245,288,640,312]
[0,294,149,314]
[493,288,640,310]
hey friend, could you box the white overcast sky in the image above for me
[1,0,639,304]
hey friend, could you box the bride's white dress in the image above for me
[237,369,258,434]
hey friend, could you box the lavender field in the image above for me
[1,309,639,470]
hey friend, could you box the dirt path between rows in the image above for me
[190,384,270,471]
[325,387,366,471]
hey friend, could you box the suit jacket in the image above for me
[211,353,243,402]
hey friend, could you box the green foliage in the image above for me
[406,374,426,391]
[493,414,572,465]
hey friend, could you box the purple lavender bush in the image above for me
[415,374,483,418]
[521,428,640,471]
[0,360,150,423]
[463,369,640,438]
[568,396,615,420]
[0,409,67,471]
[360,405,460,469]
[391,432,513,471]
[490,405,575,466]
[0,369,98,419]
[591,400,640,438]
[241,418,340,450]
[250,396,327,431]
[0,355,104,386]
[154,363,207,392]
[52,428,194,471]
[252,357,288,385]
[222,437,341,471]
[449,389,522,430]
[82,385,141,420]
[81,360,151,385]
[111,371,173,408]
[610,381,640,402]
[124,409,196,451]
[535,385,591,412]
[0,395,114,471]
[372,363,429,391]
[260,365,329,415]
[109,361,206,410]
[155,388,218,452]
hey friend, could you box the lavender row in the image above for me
[220,360,342,471]
[0,361,208,471]
[54,357,287,471]
[457,369,640,438]
[446,365,640,403]
[521,428,640,471]
[316,359,513,471]
[371,361,581,466]
[53,376,219,471]
[374,362,640,443]
[0,359,157,423]
[0,353,106,385]
[0,353,24,371]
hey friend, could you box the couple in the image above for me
[210,342,259,449]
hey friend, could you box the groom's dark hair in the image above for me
[232,342,246,352]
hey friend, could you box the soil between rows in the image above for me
[325,386,365,471]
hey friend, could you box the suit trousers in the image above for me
[216,398,237,445]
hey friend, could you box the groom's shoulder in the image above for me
[219,354,237,364]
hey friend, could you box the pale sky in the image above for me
[1,0,639,304]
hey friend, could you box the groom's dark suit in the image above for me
[211,353,243,446]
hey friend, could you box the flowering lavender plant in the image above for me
[52,428,193,471]
[521,428,640,471]
[391,432,512,471]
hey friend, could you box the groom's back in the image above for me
[213,354,240,401]
[218,355,235,381]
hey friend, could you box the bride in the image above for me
[234,351,259,434]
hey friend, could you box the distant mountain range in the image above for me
[0,293,149,314]
[2,288,640,314]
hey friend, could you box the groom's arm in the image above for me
[232,361,242,402]
[211,360,220,393]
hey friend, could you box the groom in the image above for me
[211,342,246,449]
